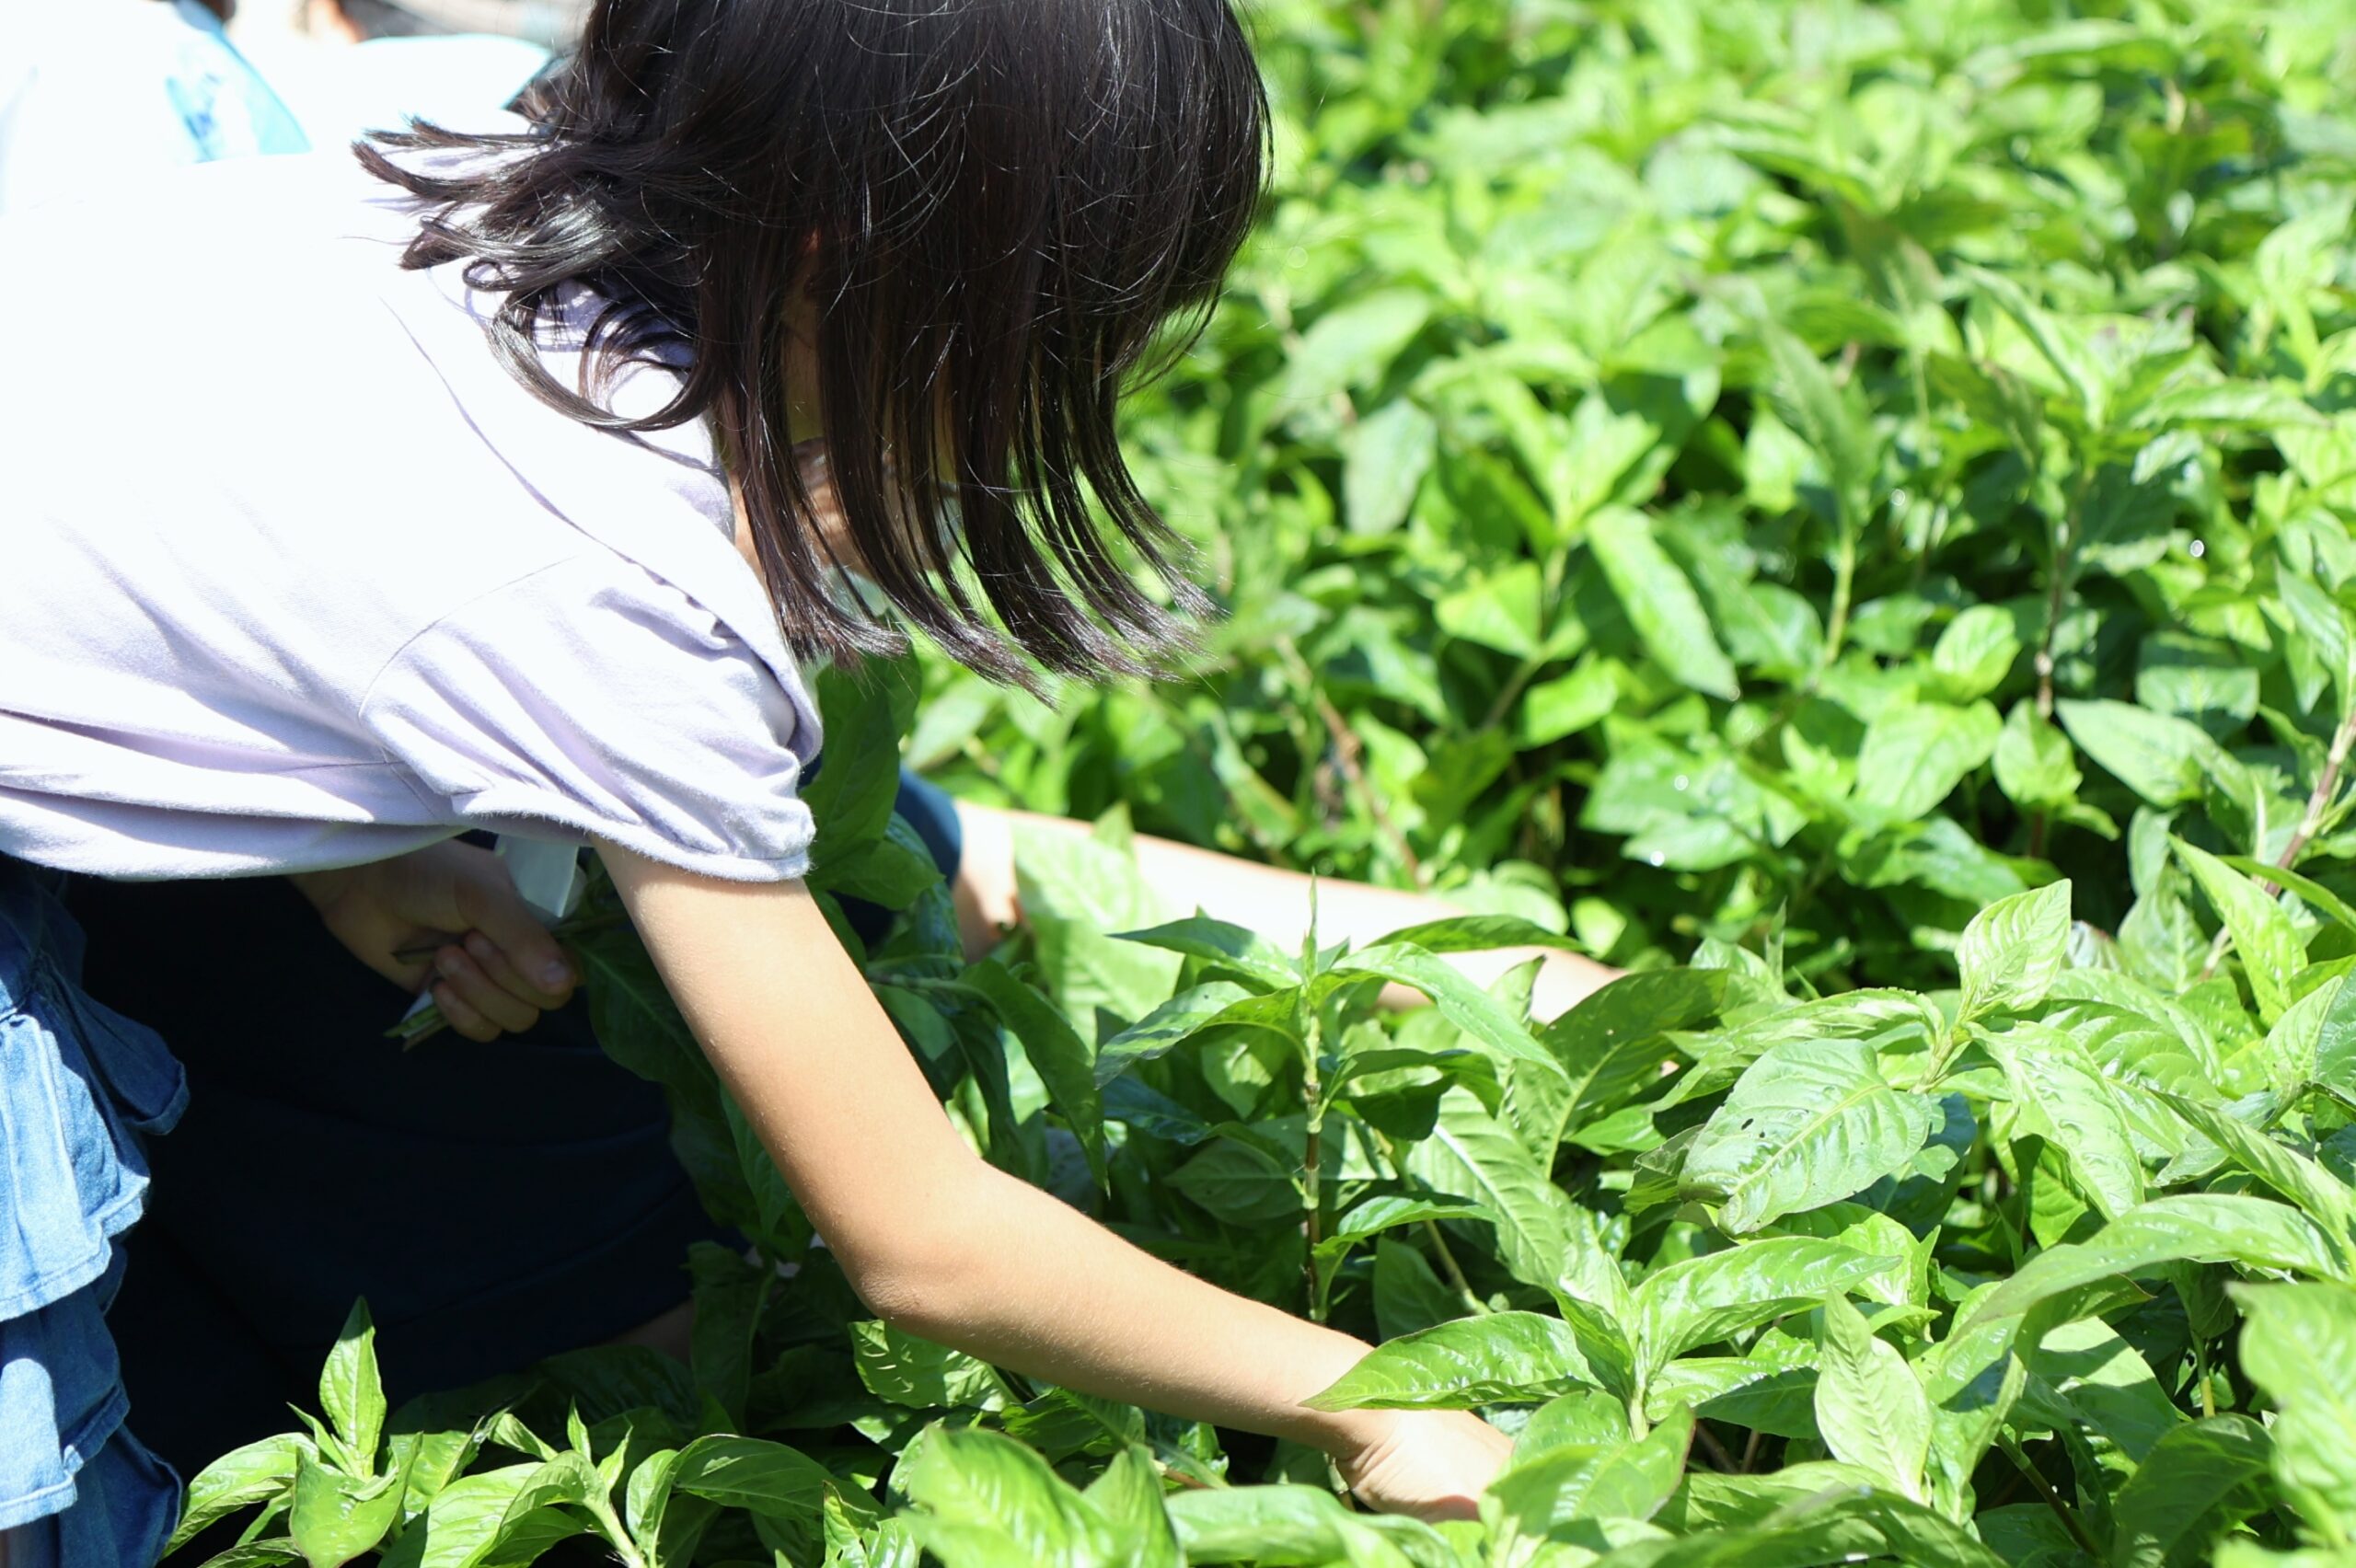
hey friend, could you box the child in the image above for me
[0,1,1511,1560]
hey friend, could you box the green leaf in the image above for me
[1521,659,1621,746]
[194,1545,305,1567]
[1931,605,2023,702]
[1634,1238,1901,1373]
[1401,1093,1571,1297]
[167,1434,306,1556]
[2231,1283,2356,1542]
[1965,265,2109,425]
[318,1299,385,1473]
[1761,323,1877,529]
[1680,1037,1933,1233]
[1166,1484,1457,1568]
[896,1424,1121,1568]
[1983,1021,2147,1220]
[1626,1484,2009,1567]
[1854,700,2002,820]
[852,1320,1018,1412]
[2150,1089,2356,1241]
[1114,916,1299,991]
[1437,560,1546,658]
[374,1463,585,1568]
[623,1447,681,1557]
[1514,1391,1634,1461]
[805,661,917,868]
[1587,507,1739,700]
[2220,856,2356,936]
[1314,1194,1496,1261]
[963,960,1108,1190]
[1169,1136,1303,1224]
[1307,1312,1601,1410]
[2058,699,2232,809]
[1812,1295,1932,1503]
[2175,838,2305,1024]
[1965,1195,2351,1330]
[1957,881,2073,1024]
[671,1434,835,1521]
[1080,1446,1181,1568]
[1526,969,1726,1150]
[1093,982,1255,1086]
[2109,1415,2274,1568]
[1369,914,1588,955]
[1482,1406,1692,1567]
[1280,290,1434,408]
[1994,701,2084,812]
[1335,942,1569,1080]
[288,1451,403,1568]
[1345,399,1438,536]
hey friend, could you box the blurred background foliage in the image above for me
[917,0,2356,997]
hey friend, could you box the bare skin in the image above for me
[271,838,1522,1513]
[289,841,578,1043]
[598,847,1513,1517]
[952,802,1618,1020]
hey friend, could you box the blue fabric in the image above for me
[156,1,311,162]
[842,768,964,949]
[0,859,183,1564]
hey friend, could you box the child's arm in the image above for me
[952,805,1620,1020]
[597,843,1512,1519]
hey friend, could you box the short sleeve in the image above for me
[362,554,820,882]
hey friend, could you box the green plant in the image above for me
[170,0,2356,1563]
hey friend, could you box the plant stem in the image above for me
[2034,476,2088,721]
[2191,1332,2217,1420]
[2001,1438,2099,1559]
[1368,1127,1488,1315]
[2200,705,2356,981]
[1478,653,1546,734]
[2273,708,2356,883]
[1299,958,1338,1320]
[1822,527,1858,671]
[1692,1422,1740,1473]
[1276,637,1429,889]
[1419,1218,1488,1317]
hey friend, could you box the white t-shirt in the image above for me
[0,149,821,882]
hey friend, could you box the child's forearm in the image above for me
[597,846,1392,1458]
[866,1159,1390,1455]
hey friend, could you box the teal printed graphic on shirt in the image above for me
[160,2,310,160]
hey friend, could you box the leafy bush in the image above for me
[171,0,2356,1564]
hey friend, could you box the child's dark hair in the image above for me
[359,0,1268,685]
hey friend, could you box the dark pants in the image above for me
[63,769,962,1478]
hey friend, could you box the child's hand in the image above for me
[290,842,577,1042]
[1334,1408,1514,1521]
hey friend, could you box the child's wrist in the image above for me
[1303,1402,1403,1463]
[1270,1332,1401,1459]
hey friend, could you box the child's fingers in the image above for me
[463,931,572,1013]
[433,947,541,1038]
[430,978,501,1043]
[450,864,578,999]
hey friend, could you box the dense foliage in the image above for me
[170,0,2356,1564]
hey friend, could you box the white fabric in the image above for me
[0,149,821,882]
[233,34,550,156]
[0,0,312,216]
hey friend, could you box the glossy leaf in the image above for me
[1812,1295,1931,1503]
[1680,1037,1933,1232]
[1307,1312,1601,1410]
